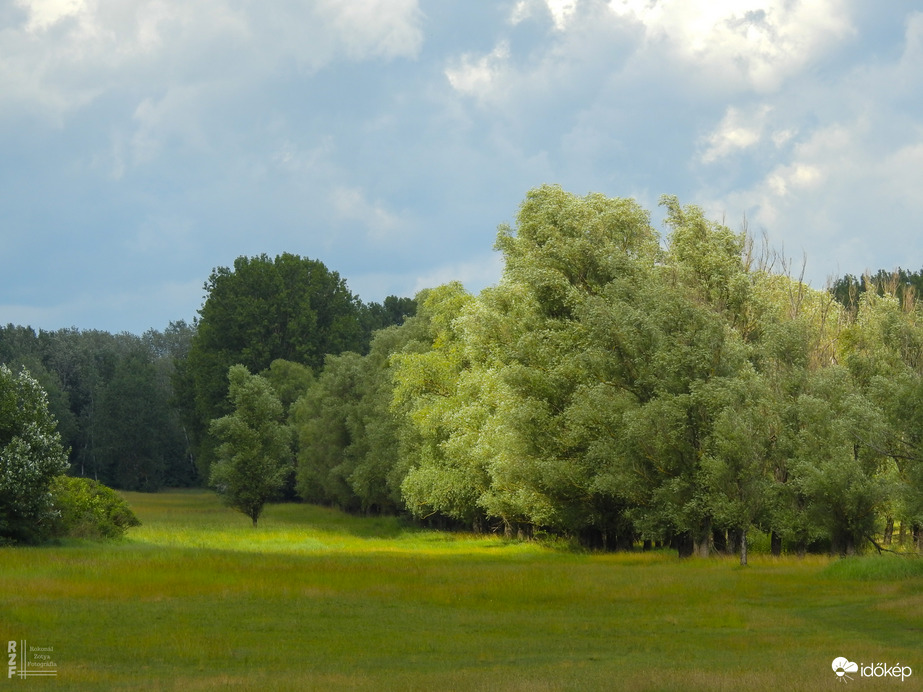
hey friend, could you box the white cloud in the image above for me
[445,41,511,101]
[765,162,824,198]
[701,105,772,163]
[689,9,923,285]
[509,0,578,30]
[509,1,533,26]
[719,122,854,227]
[314,0,423,60]
[2,1,921,335]
[331,186,404,241]
[607,0,855,91]
[710,110,923,285]
[17,0,87,32]
[546,0,579,31]
[1,0,423,123]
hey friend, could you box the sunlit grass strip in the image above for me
[0,490,920,691]
[124,489,548,556]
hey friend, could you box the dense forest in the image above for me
[3,187,923,557]
[0,255,415,493]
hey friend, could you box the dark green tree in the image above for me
[209,365,293,526]
[358,295,417,351]
[93,348,176,491]
[184,253,365,475]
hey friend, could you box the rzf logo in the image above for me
[7,641,16,679]
[7,640,57,679]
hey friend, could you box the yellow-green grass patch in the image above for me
[1,489,920,690]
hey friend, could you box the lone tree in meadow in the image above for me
[209,365,292,526]
[0,364,69,544]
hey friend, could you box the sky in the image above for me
[2,0,922,334]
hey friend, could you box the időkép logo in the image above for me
[832,656,912,683]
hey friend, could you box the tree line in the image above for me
[0,363,140,544]
[0,322,197,490]
[3,188,923,559]
[0,254,414,494]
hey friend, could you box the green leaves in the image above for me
[0,364,69,544]
[209,365,293,526]
[380,186,918,556]
[171,186,923,557]
[186,253,365,470]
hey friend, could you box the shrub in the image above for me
[50,476,141,539]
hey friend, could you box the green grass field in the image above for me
[1,489,921,691]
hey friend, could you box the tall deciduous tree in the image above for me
[185,253,364,475]
[0,364,69,544]
[209,365,293,526]
[391,283,489,528]
[838,289,923,549]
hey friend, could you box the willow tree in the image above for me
[462,185,662,543]
[839,289,923,549]
[390,282,491,529]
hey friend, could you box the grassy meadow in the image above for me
[1,489,921,691]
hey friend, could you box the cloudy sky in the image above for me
[2,0,921,334]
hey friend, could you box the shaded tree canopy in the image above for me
[0,323,194,492]
[830,267,923,312]
[182,253,372,473]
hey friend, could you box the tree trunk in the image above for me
[740,529,748,566]
[727,528,741,555]
[693,523,712,558]
[675,531,694,558]
[883,516,894,546]
[770,530,782,557]
[844,534,856,556]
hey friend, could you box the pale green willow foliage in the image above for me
[292,328,409,514]
[391,283,491,526]
[294,185,922,557]
[388,185,918,557]
[838,289,923,547]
